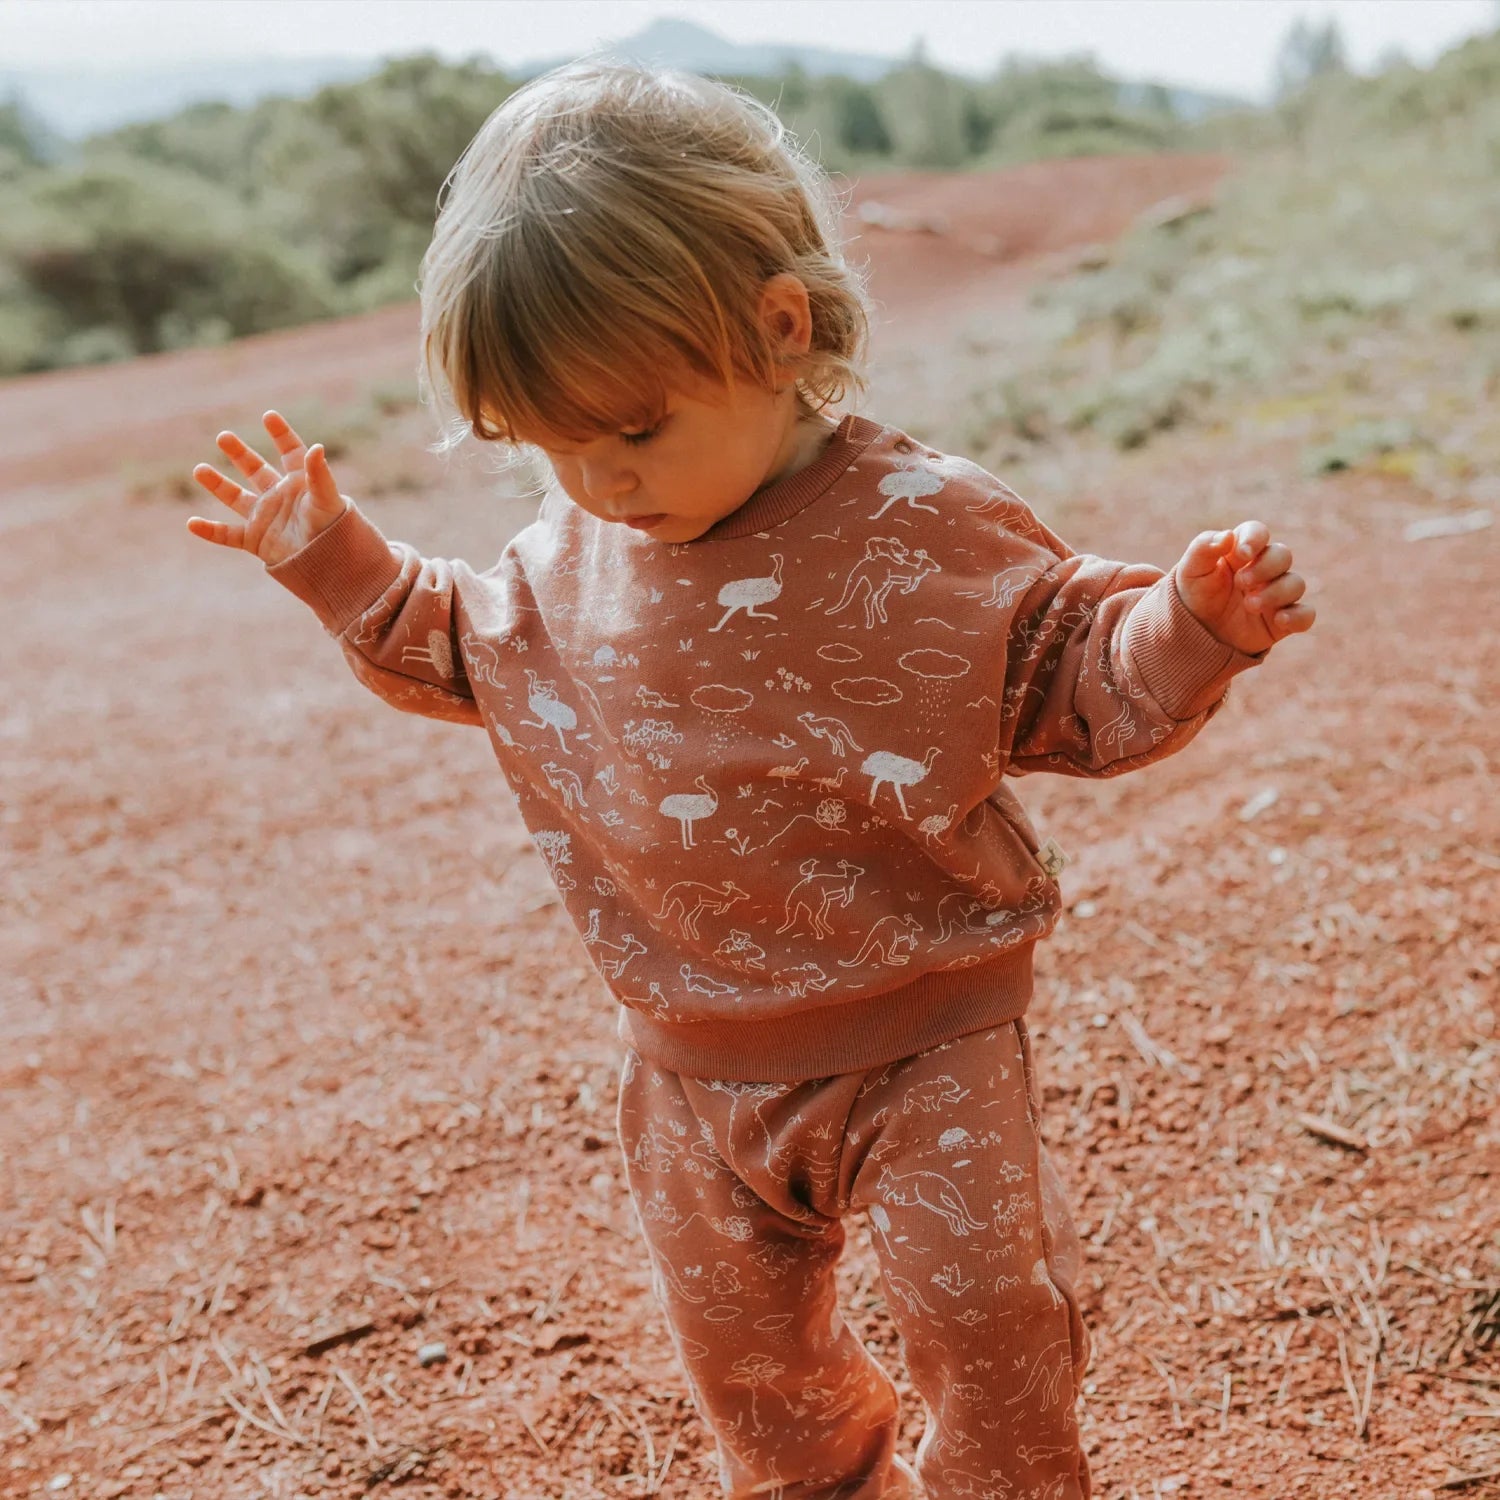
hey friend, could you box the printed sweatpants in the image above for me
[616,1021,1091,1500]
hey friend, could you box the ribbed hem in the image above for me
[696,414,885,542]
[1121,573,1265,721]
[617,946,1034,1081]
[265,502,404,635]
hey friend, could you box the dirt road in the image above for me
[2,154,1496,1499]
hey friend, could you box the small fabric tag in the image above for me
[1037,837,1069,879]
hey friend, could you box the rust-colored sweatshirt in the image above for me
[269,414,1263,1080]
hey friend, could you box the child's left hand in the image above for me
[1174,520,1315,655]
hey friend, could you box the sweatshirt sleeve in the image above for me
[999,552,1266,778]
[266,501,486,728]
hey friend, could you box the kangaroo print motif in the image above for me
[618,1023,1092,1498]
[287,414,1260,1077]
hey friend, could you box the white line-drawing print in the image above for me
[710,554,784,632]
[620,981,669,1017]
[1094,693,1139,750]
[887,1276,938,1316]
[400,628,453,676]
[1017,1444,1073,1465]
[816,642,862,663]
[770,962,837,997]
[897,647,970,681]
[541,761,589,809]
[726,1356,798,1434]
[1030,1258,1067,1310]
[932,891,997,942]
[648,1249,707,1305]
[810,766,851,795]
[654,878,749,939]
[692,683,755,715]
[861,745,940,819]
[529,829,576,891]
[957,565,1039,613]
[831,676,903,707]
[938,1127,973,1150]
[938,1466,1015,1498]
[461,631,512,689]
[824,537,933,628]
[876,1164,988,1236]
[623,717,683,767]
[594,765,620,798]
[580,910,647,978]
[796,710,863,757]
[658,776,719,847]
[917,803,959,845]
[767,756,808,782]
[632,1122,681,1171]
[932,1263,976,1298]
[868,1202,905,1258]
[589,642,638,680]
[1004,1337,1073,1411]
[635,684,679,708]
[871,464,946,518]
[519,668,580,751]
[838,913,924,968]
[714,929,767,971]
[928,1424,982,1464]
[483,707,517,748]
[679,962,739,999]
[776,859,863,938]
[905,1075,971,1113]
[758,798,851,852]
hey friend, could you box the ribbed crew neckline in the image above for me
[692,413,885,543]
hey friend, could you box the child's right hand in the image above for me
[187,410,348,567]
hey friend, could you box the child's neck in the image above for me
[761,402,837,493]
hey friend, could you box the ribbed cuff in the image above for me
[265,502,404,635]
[1122,573,1265,721]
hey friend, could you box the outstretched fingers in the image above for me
[191,460,256,516]
[216,429,284,493]
[263,410,309,471]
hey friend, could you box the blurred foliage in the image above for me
[3,21,1498,397]
[961,27,1500,460]
[0,49,1194,374]
[0,54,514,374]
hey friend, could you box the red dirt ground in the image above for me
[2,155,1496,1500]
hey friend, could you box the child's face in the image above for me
[516,370,806,545]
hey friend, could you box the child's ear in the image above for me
[759,273,814,369]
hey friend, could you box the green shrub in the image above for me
[0,155,336,359]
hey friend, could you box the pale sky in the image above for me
[1,0,1494,98]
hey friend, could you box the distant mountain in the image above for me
[524,16,904,83]
[1,18,1250,144]
[0,56,378,141]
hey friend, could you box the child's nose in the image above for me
[580,458,637,504]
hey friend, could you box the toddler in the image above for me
[188,63,1313,1500]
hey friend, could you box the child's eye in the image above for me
[620,422,663,448]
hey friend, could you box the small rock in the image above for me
[418,1342,448,1367]
[47,1477,72,1493]
[1237,787,1279,821]
[1073,900,1098,919]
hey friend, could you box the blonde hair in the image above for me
[418,62,869,448]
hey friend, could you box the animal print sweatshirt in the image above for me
[269,414,1264,1080]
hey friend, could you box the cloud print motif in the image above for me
[268,414,1264,1080]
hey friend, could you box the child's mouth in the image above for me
[623,514,668,529]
